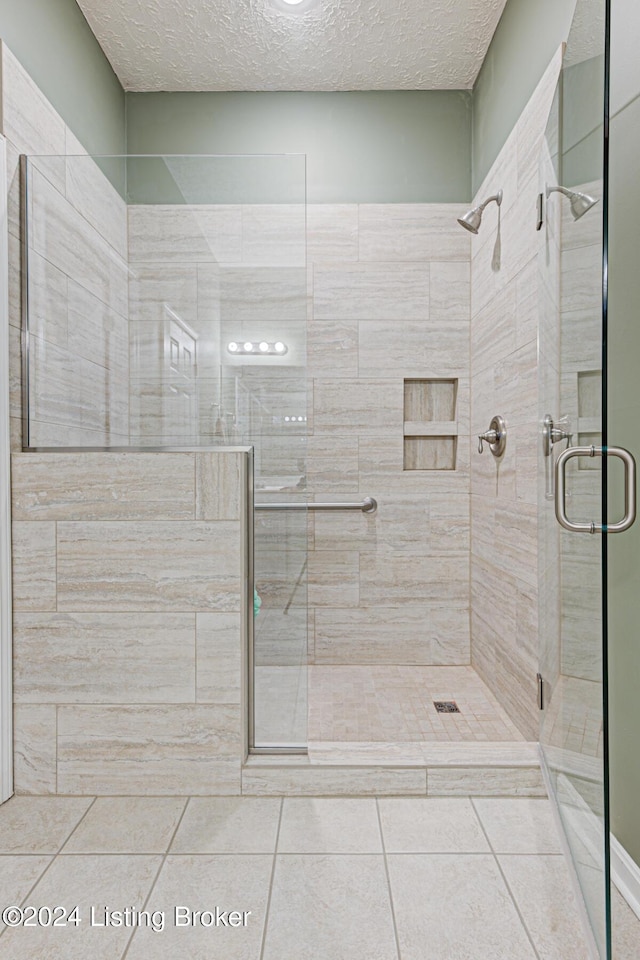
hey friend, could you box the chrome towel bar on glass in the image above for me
[255,497,377,514]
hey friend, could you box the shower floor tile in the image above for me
[308,665,525,743]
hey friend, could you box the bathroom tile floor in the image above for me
[308,665,525,743]
[1,794,638,958]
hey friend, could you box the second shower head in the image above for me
[546,185,599,221]
[457,189,503,234]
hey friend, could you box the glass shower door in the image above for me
[538,0,614,956]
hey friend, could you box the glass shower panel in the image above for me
[215,197,308,750]
[22,152,308,750]
[538,0,610,954]
[22,154,130,448]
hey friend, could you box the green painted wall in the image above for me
[125,90,472,204]
[607,0,640,869]
[472,0,576,195]
[0,0,125,155]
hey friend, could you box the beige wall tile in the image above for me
[6,140,22,241]
[31,169,128,318]
[13,612,196,703]
[28,336,120,438]
[12,453,196,521]
[128,262,198,329]
[1,44,66,175]
[494,339,537,425]
[313,379,402,437]
[56,521,241,611]
[196,452,244,520]
[196,612,242,703]
[128,204,242,263]
[8,320,22,424]
[470,282,517,374]
[307,205,358,262]
[313,497,423,552]
[306,435,359,494]
[314,262,429,320]
[358,434,470,497]
[65,151,128,259]
[220,266,307,322]
[358,320,469,378]
[241,204,306,266]
[358,204,470,262]
[429,604,472,663]
[308,551,359,607]
[12,521,56,611]
[308,319,358,378]
[242,764,427,796]
[359,553,468,605]
[429,493,471,552]
[314,604,469,665]
[67,279,128,373]
[13,704,57,795]
[430,261,471,320]
[25,249,68,347]
[427,766,545,796]
[470,607,538,741]
[57,705,242,795]
[516,48,563,191]
[464,62,560,740]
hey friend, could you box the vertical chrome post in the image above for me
[19,156,30,450]
[245,446,255,756]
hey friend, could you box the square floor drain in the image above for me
[433,701,460,714]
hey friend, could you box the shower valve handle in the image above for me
[477,416,507,458]
[478,430,498,453]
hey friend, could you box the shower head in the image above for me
[546,185,599,221]
[457,189,503,234]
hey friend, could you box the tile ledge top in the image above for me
[16,445,254,455]
[245,742,540,769]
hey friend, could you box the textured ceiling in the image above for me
[564,0,606,67]
[76,0,508,92]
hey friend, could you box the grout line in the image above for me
[376,798,402,960]
[470,798,542,960]
[259,796,284,960]
[55,795,98,854]
[120,795,190,960]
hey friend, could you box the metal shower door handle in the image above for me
[555,445,637,534]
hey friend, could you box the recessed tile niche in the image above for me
[403,379,458,471]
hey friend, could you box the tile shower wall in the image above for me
[470,50,563,741]
[127,202,306,450]
[10,451,247,795]
[307,205,472,666]
[1,42,129,450]
[558,179,603,686]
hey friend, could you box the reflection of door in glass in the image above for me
[164,307,199,443]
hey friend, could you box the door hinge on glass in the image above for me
[537,673,544,710]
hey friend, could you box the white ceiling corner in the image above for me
[76,0,508,92]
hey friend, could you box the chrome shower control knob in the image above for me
[477,416,507,458]
[478,430,498,453]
